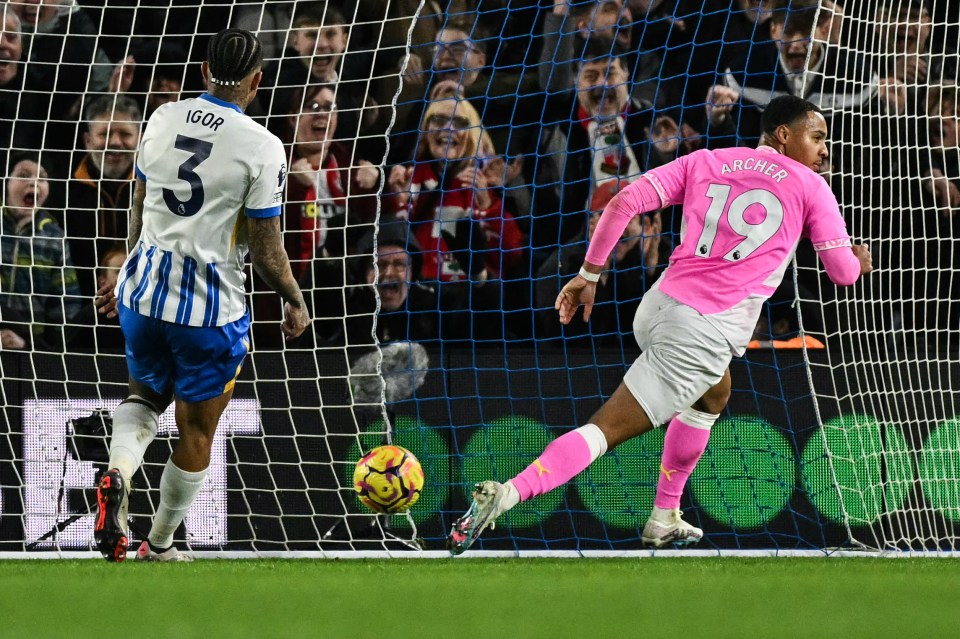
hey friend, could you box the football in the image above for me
[353,445,424,513]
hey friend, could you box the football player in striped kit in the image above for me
[93,29,310,562]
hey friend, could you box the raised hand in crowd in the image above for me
[387,164,414,211]
[894,54,928,85]
[877,76,908,115]
[456,161,492,210]
[289,156,318,188]
[108,55,136,93]
[648,115,680,156]
[401,50,426,88]
[705,85,739,127]
[0,329,26,350]
[429,78,465,101]
[355,160,379,190]
[642,210,663,276]
[926,168,960,216]
[680,122,703,155]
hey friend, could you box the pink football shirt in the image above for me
[643,146,851,314]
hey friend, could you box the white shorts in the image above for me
[623,287,732,426]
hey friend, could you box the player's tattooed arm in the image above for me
[247,216,304,307]
[248,215,310,340]
[126,178,146,252]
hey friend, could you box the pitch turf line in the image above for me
[5,549,960,559]
[0,558,958,638]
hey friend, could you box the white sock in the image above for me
[578,423,609,459]
[501,481,521,512]
[109,398,159,481]
[148,459,208,549]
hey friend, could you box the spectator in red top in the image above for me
[286,84,346,279]
[250,83,378,349]
[386,97,524,284]
[474,129,524,281]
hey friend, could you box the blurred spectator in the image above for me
[533,41,682,255]
[819,0,844,45]
[231,2,296,61]
[924,85,960,218]
[747,314,825,349]
[539,0,775,129]
[708,0,874,150]
[284,84,378,276]
[105,40,187,119]
[253,2,384,159]
[907,84,960,350]
[537,1,639,99]
[476,130,526,279]
[925,84,960,214]
[0,7,43,168]
[393,12,542,173]
[12,0,113,95]
[0,152,83,350]
[876,0,947,86]
[252,82,380,349]
[13,0,114,174]
[650,0,775,133]
[393,15,489,164]
[307,222,466,347]
[747,277,825,348]
[58,95,141,300]
[386,97,523,284]
[534,180,667,343]
[875,0,956,117]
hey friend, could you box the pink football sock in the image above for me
[654,413,714,510]
[510,425,607,501]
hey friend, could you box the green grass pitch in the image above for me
[2,558,957,638]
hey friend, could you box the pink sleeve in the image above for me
[804,177,860,286]
[642,151,695,207]
[584,175,664,266]
[819,246,861,286]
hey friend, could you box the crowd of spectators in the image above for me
[0,0,957,354]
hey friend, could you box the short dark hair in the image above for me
[761,95,822,135]
[770,0,818,35]
[83,94,142,124]
[439,15,489,57]
[578,37,628,66]
[206,28,263,86]
[293,2,347,30]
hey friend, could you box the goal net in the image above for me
[0,0,957,555]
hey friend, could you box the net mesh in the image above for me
[0,0,957,553]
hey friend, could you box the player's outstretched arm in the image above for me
[247,216,310,340]
[818,242,872,286]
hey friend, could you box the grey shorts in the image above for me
[623,288,732,426]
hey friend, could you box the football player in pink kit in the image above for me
[448,95,873,554]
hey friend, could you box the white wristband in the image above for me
[578,266,600,283]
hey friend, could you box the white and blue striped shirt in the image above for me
[116,94,287,326]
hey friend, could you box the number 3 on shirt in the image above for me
[694,184,784,261]
[162,135,213,217]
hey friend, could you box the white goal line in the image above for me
[2,550,959,560]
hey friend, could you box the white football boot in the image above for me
[136,540,193,562]
[448,481,509,555]
[642,508,704,548]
